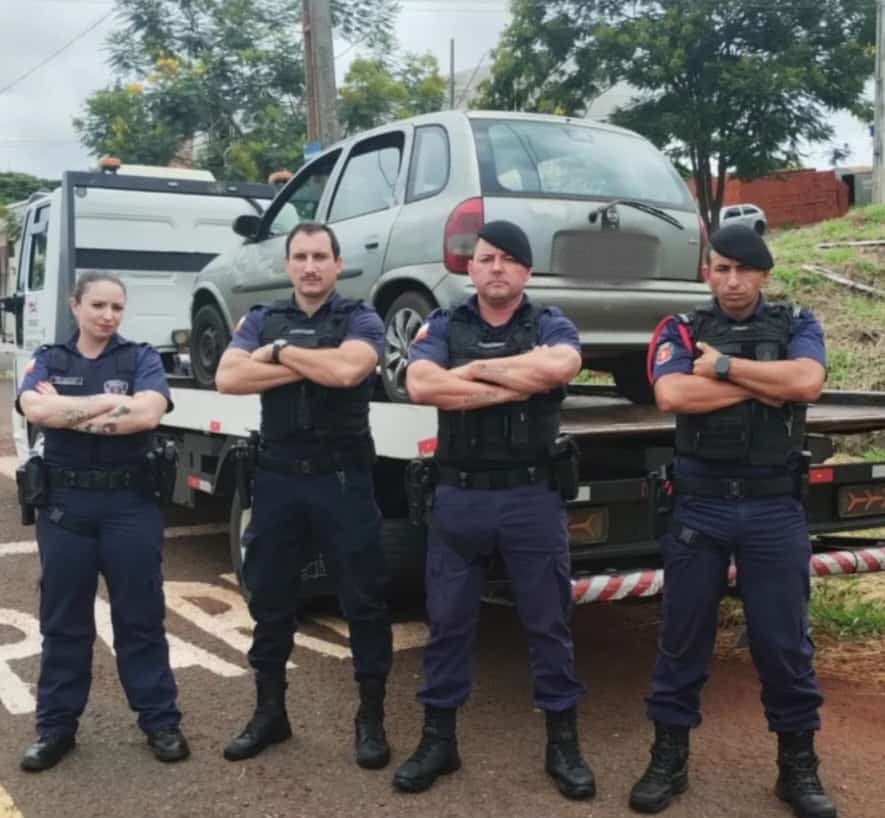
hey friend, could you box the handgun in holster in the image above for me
[549,434,580,501]
[405,458,436,527]
[16,455,48,526]
[144,440,178,506]
[647,463,673,538]
[234,431,260,511]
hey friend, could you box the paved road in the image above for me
[0,392,883,817]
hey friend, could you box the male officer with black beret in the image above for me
[393,220,595,800]
[629,224,836,818]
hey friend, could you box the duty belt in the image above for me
[48,467,141,490]
[257,444,374,476]
[673,475,796,499]
[437,463,552,490]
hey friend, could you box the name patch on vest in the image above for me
[49,376,84,386]
[103,379,130,394]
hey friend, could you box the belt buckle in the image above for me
[299,459,312,475]
[457,471,469,489]
[727,479,744,499]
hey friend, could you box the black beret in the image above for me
[476,220,533,269]
[709,223,774,271]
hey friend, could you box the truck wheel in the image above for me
[191,303,230,389]
[612,357,655,404]
[380,291,435,402]
[754,220,766,235]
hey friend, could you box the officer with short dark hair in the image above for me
[629,224,836,818]
[393,220,595,800]
[16,271,188,771]
[217,222,393,771]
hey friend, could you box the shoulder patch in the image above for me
[655,342,674,365]
[413,323,430,343]
[25,358,36,374]
[235,315,247,334]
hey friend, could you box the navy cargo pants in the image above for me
[242,465,393,681]
[35,488,180,738]
[647,494,823,732]
[418,482,585,711]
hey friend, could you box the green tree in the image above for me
[0,172,58,206]
[74,0,399,180]
[480,0,875,229]
[338,54,445,134]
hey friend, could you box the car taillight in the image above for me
[697,213,708,281]
[444,197,484,274]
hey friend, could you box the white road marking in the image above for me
[0,609,41,715]
[0,542,36,557]
[93,596,246,678]
[0,785,24,818]
[0,457,17,482]
[312,616,428,652]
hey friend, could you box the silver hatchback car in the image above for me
[190,110,710,401]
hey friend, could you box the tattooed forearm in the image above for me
[109,404,132,418]
[60,407,91,426]
[100,423,118,435]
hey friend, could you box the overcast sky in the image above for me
[0,0,874,179]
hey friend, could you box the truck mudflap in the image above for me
[569,544,885,605]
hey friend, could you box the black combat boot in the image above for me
[354,677,390,769]
[775,731,837,818]
[223,673,292,761]
[629,722,690,814]
[392,705,461,793]
[544,707,596,799]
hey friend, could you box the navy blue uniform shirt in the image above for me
[17,333,172,414]
[650,297,825,478]
[230,291,384,359]
[409,295,581,368]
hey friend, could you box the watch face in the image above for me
[715,355,729,378]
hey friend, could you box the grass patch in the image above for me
[864,448,885,462]
[808,578,885,639]
[573,369,613,385]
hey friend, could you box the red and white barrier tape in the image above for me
[571,545,885,605]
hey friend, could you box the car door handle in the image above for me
[364,241,379,250]
[340,268,363,280]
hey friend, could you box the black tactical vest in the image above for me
[435,301,564,470]
[42,339,150,468]
[258,297,373,443]
[674,301,807,466]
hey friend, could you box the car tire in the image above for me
[380,291,436,402]
[190,303,231,389]
[754,220,766,235]
[612,356,655,404]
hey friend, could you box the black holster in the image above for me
[144,440,178,506]
[405,458,436,526]
[549,435,580,500]
[234,431,259,511]
[16,455,48,526]
[647,463,674,539]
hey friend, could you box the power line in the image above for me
[0,8,115,96]
[455,50,491,108]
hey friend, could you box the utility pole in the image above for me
[449,38,455,109]
[303,0,340,149]
[874,0,885,204]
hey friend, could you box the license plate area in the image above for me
[553,230,659,280]
[837,483,885,519]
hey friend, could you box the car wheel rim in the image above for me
[239,508,251,569]
[384,307,424,395]
[198,327,218,370]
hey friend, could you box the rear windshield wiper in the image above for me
[591,199,685,230]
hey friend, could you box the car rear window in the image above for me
[471,118,694,211]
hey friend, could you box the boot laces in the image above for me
[554,737,587,771]
[640,741,683,787]
[787,753,825,795]
[409,728,447,765]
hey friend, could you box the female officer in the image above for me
[16,271,189,771]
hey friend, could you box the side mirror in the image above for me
[233,214,262,240]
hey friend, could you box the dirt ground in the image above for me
[0,387,883,818]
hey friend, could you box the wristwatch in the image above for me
[714,354,731,381]
[271,338,289,364]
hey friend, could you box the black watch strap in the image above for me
[271,340,288,364]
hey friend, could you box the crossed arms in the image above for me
[407,345,582,410]
[18,384,168,435]
[655,341,826,415]
[215,340,379,395]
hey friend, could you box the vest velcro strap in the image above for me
[257,440,375,476]
[673,475,796,499]
[48,468,140,490]
[437,463,552,490]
